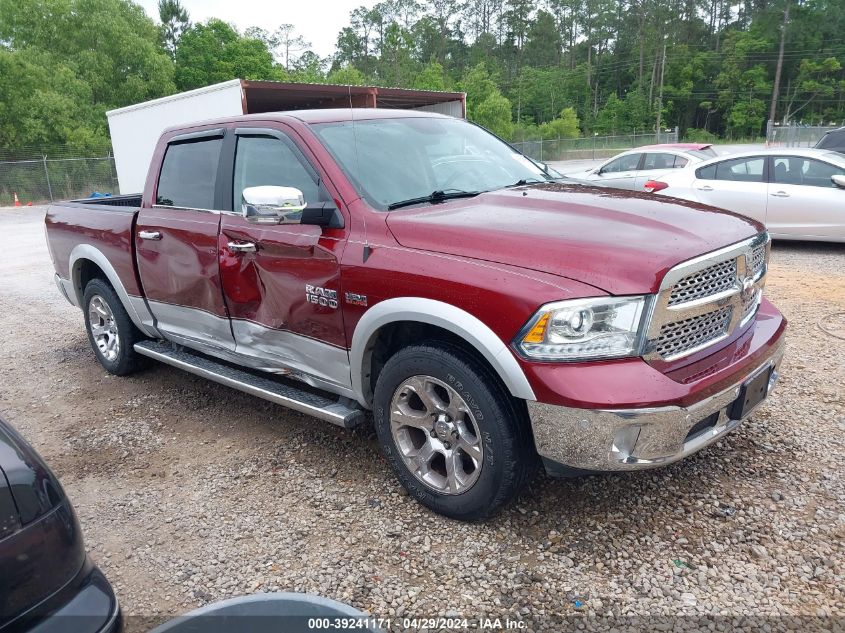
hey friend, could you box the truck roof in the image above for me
[162,108,448,134]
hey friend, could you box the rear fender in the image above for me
[68,244,159,337]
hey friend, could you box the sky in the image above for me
[134,0,378,59]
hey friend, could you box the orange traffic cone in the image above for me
[13,192,21,207]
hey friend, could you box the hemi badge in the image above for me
[345,292,368,307]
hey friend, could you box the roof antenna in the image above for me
[349,85,372,263]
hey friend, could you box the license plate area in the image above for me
[729,364,773,420]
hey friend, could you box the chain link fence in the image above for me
[765,121,842,148]
[512,129,680,162]
[0,149,119,207]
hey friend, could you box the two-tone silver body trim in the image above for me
[67,244,161,338]
[644,232,770,362]
[146,300,236,349]
[145,301,356,398]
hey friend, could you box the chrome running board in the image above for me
[134,340,365,428]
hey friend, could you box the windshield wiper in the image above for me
[506,177,547,187]
[387,189,482,211]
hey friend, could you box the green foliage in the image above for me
[523,10,560,68]
[475,92,514,139]
[2,0,844,156]
[460,63,501,117]
[0,0,174,153]
[175,19,281,90]
[539,107,581,139]
[683,128,718,143]
[158,0,189,61]
[327,65,368,85]
[0,0,175,109]
[414,60,448,91]
[0,48,109,152]
[594,91,654,134]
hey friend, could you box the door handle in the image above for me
[770,191,790,198]
[696,185,714,191]
[138,230,162,240]
[227,241,257,253]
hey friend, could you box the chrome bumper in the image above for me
[529,339,785,473]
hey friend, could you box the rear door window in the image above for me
[643,153,684,169]
[602,153,642,173]
[156,138,223,209]
[698,157,765,182]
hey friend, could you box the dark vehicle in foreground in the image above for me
[815,126,845,154]
[46,109,786,520]
[0,418,120,632]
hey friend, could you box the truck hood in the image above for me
[385,182,762,295]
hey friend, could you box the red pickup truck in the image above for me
[46,109,786,520]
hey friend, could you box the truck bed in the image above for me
[66,193,142,210]
[45,196,143,302]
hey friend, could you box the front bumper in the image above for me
[529,335,785,474]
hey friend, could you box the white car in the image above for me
[646,148,845,242]
[566,143,717,190]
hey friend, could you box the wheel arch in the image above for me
[68,244,159,337]
[349,298,536,408]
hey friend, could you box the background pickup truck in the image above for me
[46,109,786,520]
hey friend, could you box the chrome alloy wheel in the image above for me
[88,295,120,362]
[389,375,484,495]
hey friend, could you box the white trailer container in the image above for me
[106,79,466,194]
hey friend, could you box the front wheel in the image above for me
[373,342,535,521]
[82,278,146,376]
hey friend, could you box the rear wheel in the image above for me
[82,279,146,376]
[373,342,535,521]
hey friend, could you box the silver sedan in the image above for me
[566,143,716,190]
[648,148,845,242]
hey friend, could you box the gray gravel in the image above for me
[0,206,842,631]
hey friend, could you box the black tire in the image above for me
[82,278,147,376]
[373,342,536,521]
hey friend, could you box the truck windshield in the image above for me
[311,117,554,210]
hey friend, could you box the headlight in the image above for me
[515,296,649,361]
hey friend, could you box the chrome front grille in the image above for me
[656,306,733,358]
[750,243,765,277]
[668,259,737,306]
[645,233,770,362]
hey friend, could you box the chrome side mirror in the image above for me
[242,186,306,225]
[832,174,845,189]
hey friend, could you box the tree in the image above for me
[460,63,513,137]
[523,10,560,68]
[414,60,448,90]
[175,19,280,90]
[327,65,368,85]
[289,51,327,83]
[0,47,109,152]
[0,0,175,108]
[158,0,190,60]
[274,24,311,70]
[784,57,843,122]
[475,92,514,138]
[540,107,581,138]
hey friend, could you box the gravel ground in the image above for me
[0,206,842,631]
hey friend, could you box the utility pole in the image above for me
[655,42,667,143]
[769,1,791,124]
